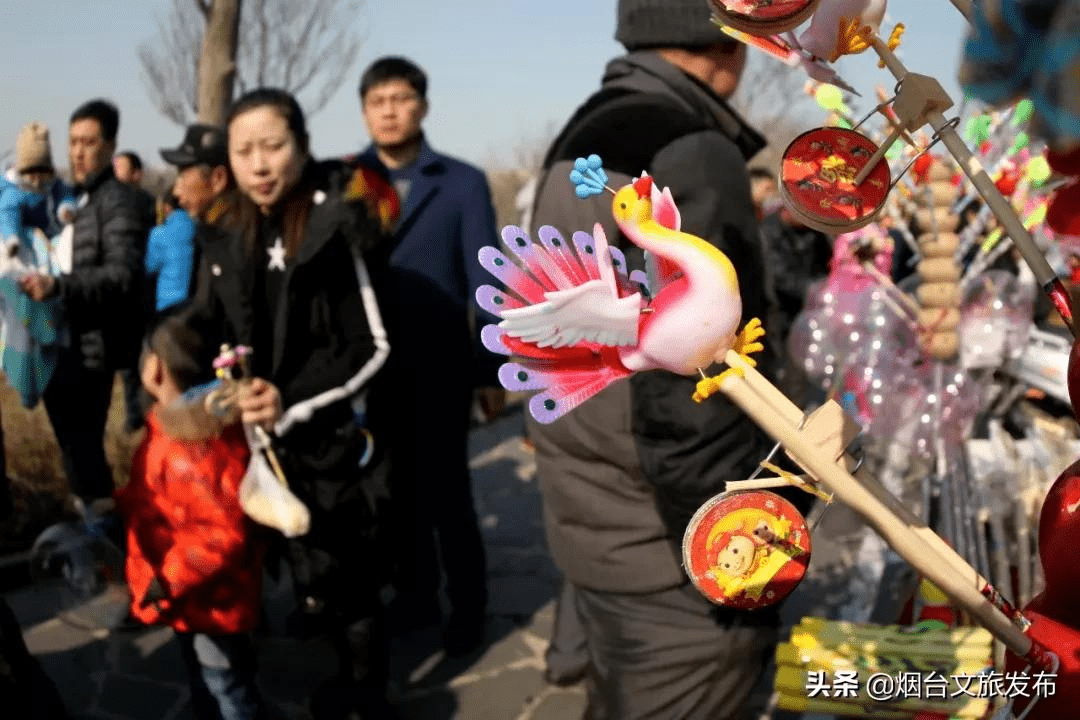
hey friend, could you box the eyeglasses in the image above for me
[365,93,421,110]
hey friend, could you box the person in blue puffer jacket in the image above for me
[0,123,73,409]
[144,194,196,312]
[0,122,74,520]
[2,123,77,241]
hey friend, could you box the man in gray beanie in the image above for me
[521,1,805,718]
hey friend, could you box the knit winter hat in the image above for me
[616,0,732,51]
[15,122,53,173]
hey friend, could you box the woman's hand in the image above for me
[238,377,283,432]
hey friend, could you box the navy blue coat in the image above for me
[350,139,501,387]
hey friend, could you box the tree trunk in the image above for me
[196,0,242,125]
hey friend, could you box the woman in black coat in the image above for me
[193,88,396,720]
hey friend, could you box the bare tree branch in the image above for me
[138,1,204,125]
[727,53,818,168]
[729,53,815,138]
[255,0,267,88]
[139,0,364,127]
[196,0,242,124]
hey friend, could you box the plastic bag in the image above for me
[238,424,311,538]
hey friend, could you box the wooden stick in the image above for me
[861,261,921,315]
[734,351,1035,637]
[854,125,903,186]
[868,33,1076,334]
[725,476,807,491]
[719,350,1035,659]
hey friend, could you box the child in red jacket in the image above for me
[115,306,267,720]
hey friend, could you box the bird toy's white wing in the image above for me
[499,278,640,349]
[488,223,643,349]
[496,222,640,349]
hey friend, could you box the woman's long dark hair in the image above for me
[216,88,318,259]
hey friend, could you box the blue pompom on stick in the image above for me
[569,154,612,198]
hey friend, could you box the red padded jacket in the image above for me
[116,409,263,634]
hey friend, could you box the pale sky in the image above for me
[0,0,970,173]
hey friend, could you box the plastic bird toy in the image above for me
[476,155,764,424]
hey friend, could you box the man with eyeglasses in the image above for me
[350,55,502,658]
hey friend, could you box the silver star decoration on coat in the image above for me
[267,237,286,271]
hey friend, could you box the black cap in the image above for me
[160,124,227,168]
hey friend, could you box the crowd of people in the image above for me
[0,2,871,720]
[0,49,504,720]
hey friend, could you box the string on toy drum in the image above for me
[881,116,960,193]
[739,405,838,530]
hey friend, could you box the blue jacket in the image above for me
[0,178,67,408]
[0,176,76,240]
[350,138,501,385]
[145,208,196,312]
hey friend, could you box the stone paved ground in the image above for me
[6,408,589,720]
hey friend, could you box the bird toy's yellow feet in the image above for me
[693,368,743,403]
[693,375,719,403]
[731,317,765,364]
[694,319,767,404]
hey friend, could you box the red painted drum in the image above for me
[779,126,892,235]
[709,0,820,35]
[683,490,812,610]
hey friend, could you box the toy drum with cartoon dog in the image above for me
[683,490,812,610]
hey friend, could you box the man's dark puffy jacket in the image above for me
[60,165,148,370]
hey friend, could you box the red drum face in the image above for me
[709,0,820,35]
[780,127,892,235]
[683,490,812,610]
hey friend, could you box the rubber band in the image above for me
[760,460,834,503]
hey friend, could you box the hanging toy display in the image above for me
[695,2,1080,717]
[474,3,1080,716]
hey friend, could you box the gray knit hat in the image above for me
[615,0,731,51]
